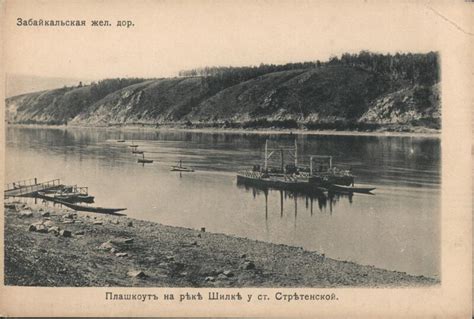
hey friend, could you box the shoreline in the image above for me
[5,123,441,138]
[5,203,439,287]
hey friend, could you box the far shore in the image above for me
[5,203,438,287]
[6,123,441,138]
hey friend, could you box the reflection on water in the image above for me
[236,181,344,215]
[236,182,361,228]
[5,126,440,277]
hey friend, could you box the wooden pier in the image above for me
[5,177,127,216]
[4,178,64,198]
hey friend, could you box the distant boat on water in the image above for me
[171,160,194,172]
[129,140,139,148]
[138,153,153,164]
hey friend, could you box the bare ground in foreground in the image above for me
[4,204,438,287]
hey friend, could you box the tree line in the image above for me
[88,78,150,101]
[178,51,439,88]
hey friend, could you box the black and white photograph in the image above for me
[1,0,472,317]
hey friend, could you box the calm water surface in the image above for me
[5,127,441,277]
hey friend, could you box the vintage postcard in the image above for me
[0,0,472,317]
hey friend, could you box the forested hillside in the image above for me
[6,51,440,132]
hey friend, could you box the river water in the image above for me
[5,126,441,278]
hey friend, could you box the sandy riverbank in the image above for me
[4,204,438,287]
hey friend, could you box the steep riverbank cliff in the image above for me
[6,52,440,132]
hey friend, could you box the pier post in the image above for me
[294,195,298,219]
[264,190,268,220]
[294,140,298,167]
[280,190,283,217]
[264,140,268,170]
[280,149,284,172]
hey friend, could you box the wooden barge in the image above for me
[236,140,375,194]
[236,171,326,194]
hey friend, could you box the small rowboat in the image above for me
[138,153,153,164]
[327,184,375,194]
[36,194,126,216]
[117,140,126,143]
[39,188,95,203]
[58,201,127,215]
[132,150,144,154]
[171,166,194,172]
[55,194,95,204]
[171,161,194,172]
[129,144,139,148]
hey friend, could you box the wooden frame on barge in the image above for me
[236,140,374,194]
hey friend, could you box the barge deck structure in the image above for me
[236,140,374,194]
[236,171,326,195]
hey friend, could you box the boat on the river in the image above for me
[326,184,375,194]
[58,201,126,215]
[132,150,144,154]
[171,160,194,172]
[117,139,126,143]
[41,185,95,203]
[137,153,153,164]
[237,140,375,194]
[37,193,126,215]
[237,171,327,195]
[49,193,95,203]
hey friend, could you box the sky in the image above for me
[3,0,471,83]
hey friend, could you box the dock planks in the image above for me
[4,179,64,198]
